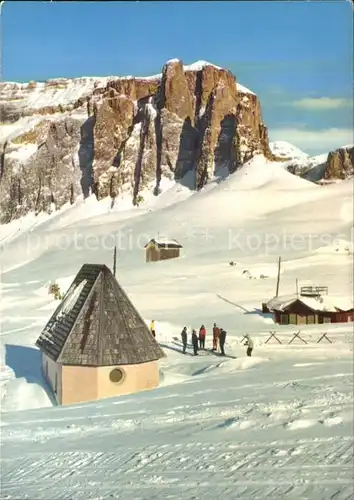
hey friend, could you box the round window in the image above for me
[109,368,124,383]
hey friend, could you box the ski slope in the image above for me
[0,155,353,499]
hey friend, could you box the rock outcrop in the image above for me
[0,118,84,222]
[323,146,354,180]
[275,143,354,184]
[0,59,273,223]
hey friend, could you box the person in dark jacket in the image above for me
[212,323,220,351]
[244,334,253,356]
[181,327,187,354]
[219,328,227,355]
[191,329,199,355]
[199,325,206,349]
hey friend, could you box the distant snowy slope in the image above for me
[270,142,354,184]
[2,154,352,277]
[0,77,112,112]
[285,153,329,181]
[0,149,353,499]
[270,141,308,159]
[269,141,333,183]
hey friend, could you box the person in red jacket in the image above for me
[199,325,206,349]
[212,323,220,351]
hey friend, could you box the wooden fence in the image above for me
[263,330,333,344]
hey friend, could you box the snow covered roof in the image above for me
[145,238,182,249]
[266,294,354,313]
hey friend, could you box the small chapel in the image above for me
[35,263,165,405]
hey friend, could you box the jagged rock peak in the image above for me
[324,145,354,180]
[271,143,354,184]
[0,58,272,223]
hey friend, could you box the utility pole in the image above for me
[113,246,117,276]
[275,256,281,297]
[296,278,299,298]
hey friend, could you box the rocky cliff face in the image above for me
[323,146,354,180]
[0,59,272,223]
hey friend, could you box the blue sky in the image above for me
[2,1,353,154]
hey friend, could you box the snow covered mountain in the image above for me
[270,141,354,183]
[0,59,273,224]
[0,152,353,498]
[0,56,353,499]
[269,141,309,160]
[1,59,351,226]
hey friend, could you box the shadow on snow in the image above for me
[5,343,57,406]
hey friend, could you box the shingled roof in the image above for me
[35,264,165,366]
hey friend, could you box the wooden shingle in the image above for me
[35,264,165,366]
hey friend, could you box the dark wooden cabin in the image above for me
[144,238,183,263]
[265,297,354,325]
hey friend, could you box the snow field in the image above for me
[0,154,353,499]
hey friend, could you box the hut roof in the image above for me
[35,264,166,366]
[266,294,354,313]
[144,238,182,249]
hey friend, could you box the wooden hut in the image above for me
[36,264,165,405]
[144,238,182,263]
[263,293,354,325]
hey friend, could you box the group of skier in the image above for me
[180,324,226,356]
[180,324,254,357]
[150,319,254,357]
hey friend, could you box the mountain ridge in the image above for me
[269,142,354,184]
[0,59,273,223]
[0,59,353,225]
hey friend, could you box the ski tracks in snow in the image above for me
[2,437,353,499]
